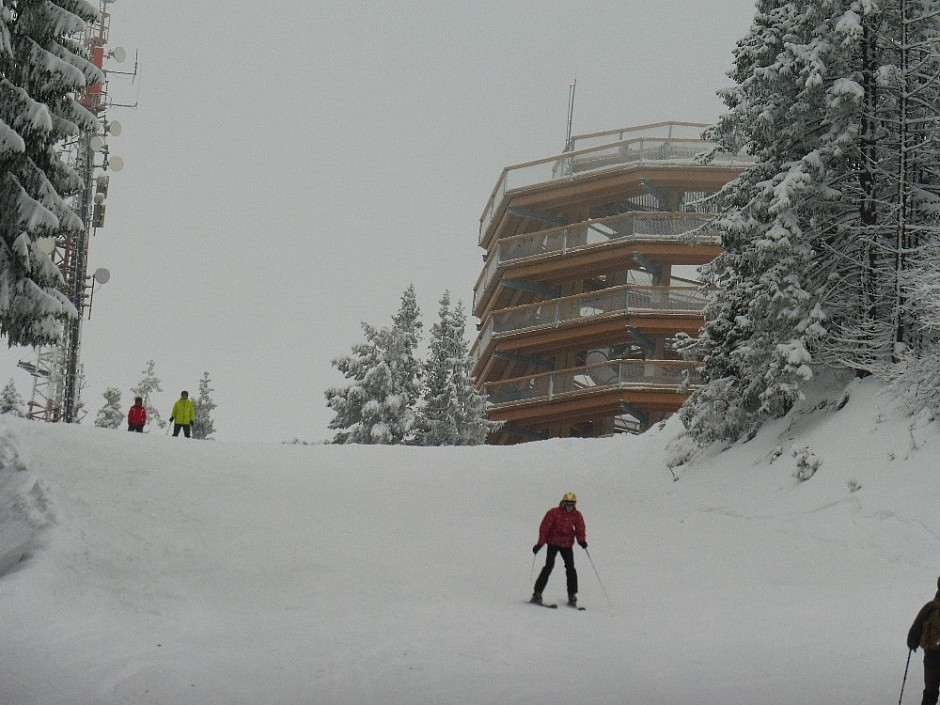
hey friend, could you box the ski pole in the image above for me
[583,547,612,607]
[530,551,536,582]
[899,649,912,705]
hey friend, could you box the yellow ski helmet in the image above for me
[562,492,577,503]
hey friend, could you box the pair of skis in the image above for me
[531,600,585,611]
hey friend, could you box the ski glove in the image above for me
[532,544,541,554]
[578,541,588,549]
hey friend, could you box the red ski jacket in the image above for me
[127,404,147,427]
[537,506,586,548]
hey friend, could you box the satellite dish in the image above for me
[93,268,111,284]
[110,46,126,63]
[109,155,124,171]
[94,193,105,205]
[108,120,122,136]
[90,135,105,152]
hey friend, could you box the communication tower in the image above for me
[18,0,137,423]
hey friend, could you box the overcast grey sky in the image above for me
[1,1,757,442]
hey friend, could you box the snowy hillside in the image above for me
[1,376,939,705]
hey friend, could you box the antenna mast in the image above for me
[565,78,577,149]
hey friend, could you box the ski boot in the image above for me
[529,592,543,605]
[567,594,577,607]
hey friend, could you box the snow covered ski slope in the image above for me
[1,377,939,704]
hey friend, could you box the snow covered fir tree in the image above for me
[192,372,217,440]
[93,387,122,429]
[0,378,24,416]
[131,360,165,431]
[681,0,940,443]
[326,285,488,445]
[416,292,489,446]
[326,285,423,444]
[0,0,101,347]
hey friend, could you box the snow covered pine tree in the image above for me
[416,292,489,445]
[325,285,423,444]
[131,360,165,430]
[682,0,940,443]
[0,0,102,345]
[0,378,24,416]
[94,387,122,429]
[192,371,216,440]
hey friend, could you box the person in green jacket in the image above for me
[169,390,196,438]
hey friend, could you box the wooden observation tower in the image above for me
[471,121,749,443]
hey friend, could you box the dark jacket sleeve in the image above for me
[909,602,934,650]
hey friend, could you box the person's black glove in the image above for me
[532,544,541,554]
[169,417,174,423]
[578,541,588,549]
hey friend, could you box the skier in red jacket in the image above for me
[127,396,147,433]
[530,492,587,607]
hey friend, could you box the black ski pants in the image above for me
[172,423,191,438]
[533,545,578,596]
[922,652,940,705]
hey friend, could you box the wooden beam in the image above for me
[493,350,554,369]
[501,279,561,297]
[507,207,567,226]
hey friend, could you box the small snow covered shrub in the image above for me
[792,447,820,482]
[679,378,754,444]
[664,433,699,472]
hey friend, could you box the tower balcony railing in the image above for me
[471,284,705,366]
[474,211,718,310]
[563,121,710,153]
[483,359,699,406]
[493,284,703,336]
[479,126,749,244]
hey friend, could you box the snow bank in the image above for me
[0,423,55,578]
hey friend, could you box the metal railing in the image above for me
[500,211,716,264]
[563,121,710,152]
[489,285,704,338]
[551,139,712,180]
[471,284,704,365]
[473,211,718,309]
[479,127,749,244]
[484,359,699,406]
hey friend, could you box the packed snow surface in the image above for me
[2,377,939,704]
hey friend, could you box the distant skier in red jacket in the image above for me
[127,396,147,433]
[530,492,587,607]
